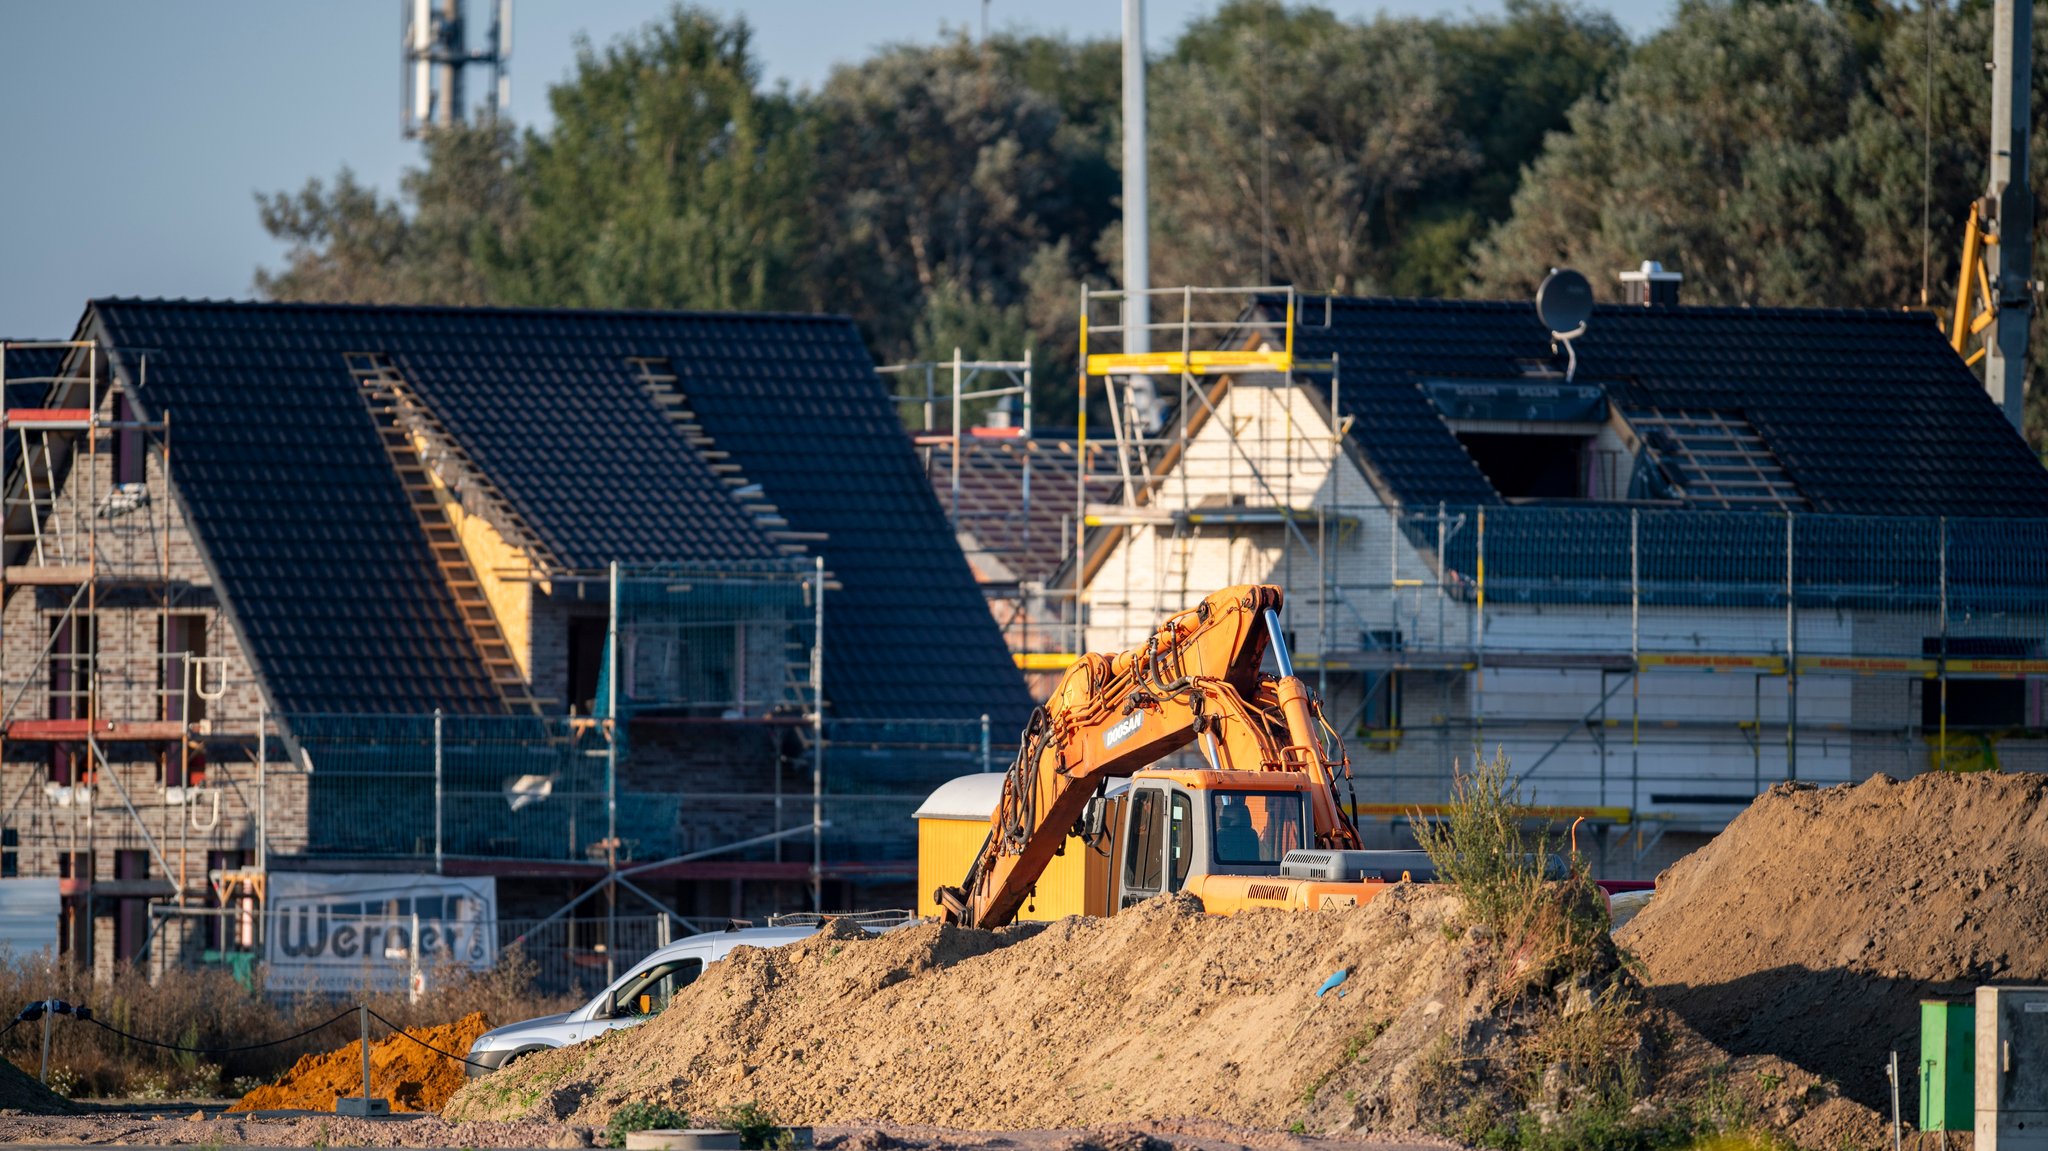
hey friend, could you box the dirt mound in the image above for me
[0,1055,81,1114]
[448,892,1501,1132]
[230,1012,492,1114]
[1620,771,2048,1114]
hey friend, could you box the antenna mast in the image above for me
[402,0,513,139]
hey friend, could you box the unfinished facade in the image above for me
[1,300,1029,976]
[1066,287,2048,876]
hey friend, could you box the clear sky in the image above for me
[0,0,1675,339]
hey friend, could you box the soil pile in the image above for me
[1620,771,2048,1112]
[448,889,1649,1136]
[230,1012,492,1114]
[0,1055,81,1114]
[447,893,1464,1130]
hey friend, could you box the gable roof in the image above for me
[0,342,71,479]
[79,299,1030,728]
[80,304,510,715]
[918,432,1122,586]
[1271,296,2048,518]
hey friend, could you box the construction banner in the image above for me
[265,874,497,993]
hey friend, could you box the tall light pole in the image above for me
[1985,0,2034,430]
[1121,0,1161,434]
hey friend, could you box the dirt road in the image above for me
[0,1111,1453,1151]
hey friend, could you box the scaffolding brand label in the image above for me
[265,874,497,993]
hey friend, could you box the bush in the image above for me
[604,1101,690,1148]
[1413,748,1611,981]
[715,1101,790,1150]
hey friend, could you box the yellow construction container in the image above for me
[913,774,1108,921]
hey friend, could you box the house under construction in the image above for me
[0,300,1029,976]
[1010,276,2048,876]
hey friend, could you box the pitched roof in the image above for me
[79,299,1030,728]
[918,432,1122,585]
[1273,296,2048,518]
[0,342,72,478]
[81,304,509,715]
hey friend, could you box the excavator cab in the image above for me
[1113,772,1307,906]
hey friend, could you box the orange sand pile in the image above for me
[230,1012,492,1114]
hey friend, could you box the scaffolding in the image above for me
[0,339,279,969]
[1047,288,2048,872]
[885,348,1122,662]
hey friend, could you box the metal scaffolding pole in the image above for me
[810,555,825,912]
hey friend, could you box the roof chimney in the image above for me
[1618,260,1683,307]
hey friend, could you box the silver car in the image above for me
[465,915,905,1074]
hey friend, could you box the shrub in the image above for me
[604,1101,689,1147]
[1413,748,1611,981]
[716,1100,790,1150]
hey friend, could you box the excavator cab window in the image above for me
[1167,791,1193,892]
[1212,791,1309,866]
[1121,787,1167,904]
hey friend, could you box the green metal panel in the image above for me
[1923,998,1976,1131]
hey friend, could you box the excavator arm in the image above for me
[938,585,1362,928]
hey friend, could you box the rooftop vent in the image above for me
[1618,260,1683,307]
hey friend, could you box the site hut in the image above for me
[1068,272,2048,878]
[0,301,1029,979]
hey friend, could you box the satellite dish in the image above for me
[1536,268,1594,337]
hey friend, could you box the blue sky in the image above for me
[0,0,1675,338]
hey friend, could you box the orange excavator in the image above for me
[935,584,1435,929]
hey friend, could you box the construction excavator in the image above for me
[933,584,1437,929]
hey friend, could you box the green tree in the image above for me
[811,33,1116,425]
[1149,1,1478,295]
[1473,0,1867,304]
[1400,0,1629,294]
[255,123,520,305]
[490,8,812,311]
[1475,0,2048,444]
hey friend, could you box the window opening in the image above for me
[1123,788,1166,895]
[1168,791,1193,891]
[1211,791,1309,865]
[1923,637,2031,729]
[1457,432,1588,499]
[566,617,608,716]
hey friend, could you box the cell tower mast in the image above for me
[402,0,512,139]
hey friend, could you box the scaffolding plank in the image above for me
[2,565,89,585]
[4,409,93,426]
[6,718,186,741]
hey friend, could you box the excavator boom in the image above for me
[938,585,1362,928]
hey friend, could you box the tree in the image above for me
[254,123,520,305]
[1474,0,2048,444]
[1400,0,1629,295]
[1472,0,1868,304]
[1148,2,1478,296]
[810,33,1118,425]
[489,8,813,311]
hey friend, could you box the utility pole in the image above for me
[1121,0,1162,435]
[1985,0,2034,429]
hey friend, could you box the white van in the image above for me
[465,914,906,1074]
